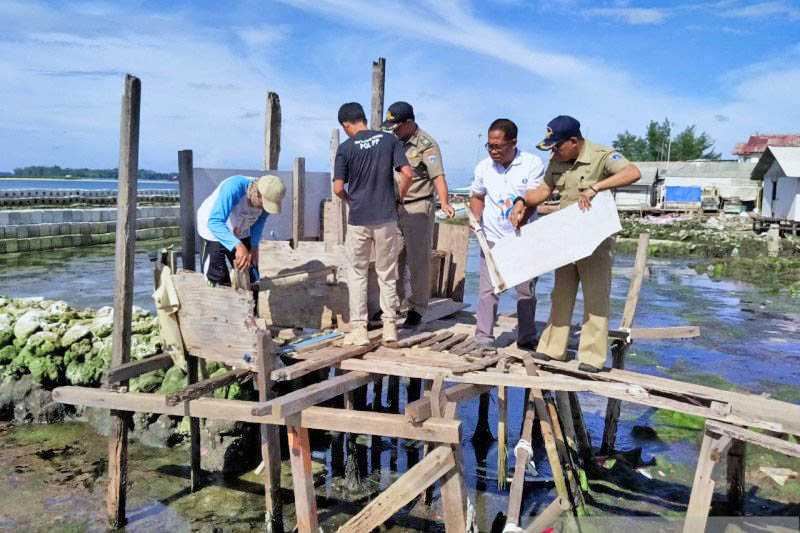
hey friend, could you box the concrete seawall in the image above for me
[0,206,180,254]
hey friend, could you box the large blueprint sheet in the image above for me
[489,191,621,293]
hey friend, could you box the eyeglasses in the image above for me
[485,141,515,152]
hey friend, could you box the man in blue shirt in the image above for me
[197,174,286,286]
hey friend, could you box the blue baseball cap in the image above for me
[536,115,582,150]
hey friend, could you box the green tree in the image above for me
[612,118,720,161]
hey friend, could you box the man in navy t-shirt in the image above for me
[334,102,414,345]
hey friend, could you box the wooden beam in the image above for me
[523,498,567,533]
[620,232,650,330]
[630,325,700,340]
[329,127,345,245]
[52,387,462,444]
[507,401,535,527]
[106,73,140,529]
[165,368,250,406]
[104,353,172,384]
[288,426,318,533]
[292,157,305,247]
[369,57,385,130]
[706,420,800,458]
[438,401,469,532]
[177,149,196,271]
[271,341,380,382]
[430,332,468,352]
[256,331,283,532]
[264,92,281,171]
[683,430,732,533]
[726,439,745,516]
[383,331,437,349]
[186,354,202,493]
[338,446,455,532]
[405,383,490,423]
[251,371,375,417]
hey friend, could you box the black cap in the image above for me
[381,101,415,129]
[536,115,582,150]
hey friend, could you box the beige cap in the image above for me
[256,175,286,214]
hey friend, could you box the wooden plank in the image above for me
[107,73,140,529]
[252,371,375,417]
[292,157,305,246]
[328,128,345,246]
[620,232,650,330]
[264,91,280,170]
[507,402,535,527]
[467,209,507,292]
[683,430,732,533]
[370,57,385,130]
[338,446,455,532]
[546,398,586,512]
[451,352,507,374]
[104,353,172,384]
[171,271,260,370]
[422,298,467,323]
[523,498,566,533]
[600,341,628,455]
[434,222,470,302]
[418,331,454,348]
[53,387,462,444]
[256,331,283,532]
[405,384,490,423]
[177,149,196,271]
[382,331,436,349]
[630,325,700,340]
[166,368,250,406]
[287,426,318,533]
[706,420,800,458]
[271,342,380,382]
[430,333,468,352]
[186,354,202,493]
[498,380,508,490]
[438,401,469,532]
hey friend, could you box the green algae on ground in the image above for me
[693,256,800,296]
[650,410,705,442]
[756,381,800,404]
[11,421,89,448]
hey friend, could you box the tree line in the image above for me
[12,166,174,180]
[613,119,721,162]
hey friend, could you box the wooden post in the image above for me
[177,149,196,271]
[264,92,281,171]
[726,440,746,516]
[287,426,318,533]
[329,128,345,245]
[683,429,732,533]
[497,384,508,490]
[178,149,201,490]
[437,401,469,532]
[256,331,283,532]
[601,232,649,454]
[292,157,305,248]
[106,73,140,529]
[370,57,386,130]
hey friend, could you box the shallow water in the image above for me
[1,235,799,529]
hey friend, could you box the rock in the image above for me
[134,415,182,448]
[132,305,150,318]
[26,331,60,357]
[0,345,16,364]
[159,366,187,395]
[131,319,154,335]
[61,324,91,347]
[13,309,48,341]
[89,315,113,338]
[201,421,260,475]
[45,301,69,316]
[96,306,113,317]
[0,375,65,423]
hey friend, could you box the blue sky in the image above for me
[1,0,798,186]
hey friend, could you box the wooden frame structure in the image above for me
[53,70,800,533]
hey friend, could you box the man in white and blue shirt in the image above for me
[469,119,545,348]
[197,174,286,286]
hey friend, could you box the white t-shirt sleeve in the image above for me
[470,164,486,196]
[526,155,545,190]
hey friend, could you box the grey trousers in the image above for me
[475,245,537,346]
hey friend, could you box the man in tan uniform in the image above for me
[383,101,455,328]
[509,115,640,372]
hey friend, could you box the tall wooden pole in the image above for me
[329,128,345,245]
[370,58,386,130]
[106,73,140,528]
[177,149,201,490]
[264,92,281,171]
[292,157,305,247]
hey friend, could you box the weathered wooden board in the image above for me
[434,222,470,301]
[170,271,260,370]
[53,387,462,443]
[258,274,349,330]
[252,371,375,417]
[104,353,172,384]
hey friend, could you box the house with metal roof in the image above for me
[734,134,800,163]
[752,146,800,223]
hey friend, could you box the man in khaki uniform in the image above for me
[509,115,640,372]
[383,101,455,328]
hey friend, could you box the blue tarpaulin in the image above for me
[665,186,702,203]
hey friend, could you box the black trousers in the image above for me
[201,237,251,286]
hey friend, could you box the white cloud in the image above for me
[726,1,800,19]
[236,26,290,48]
[585,7,668,24]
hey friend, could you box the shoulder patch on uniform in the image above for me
[610,152,623,160]
[419,137,433,148]
[426,154,437,163]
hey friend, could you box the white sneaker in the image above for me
[382,319,398,343]
[343,323,369,346]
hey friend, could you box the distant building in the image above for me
[0,171,11,177]
[752,146,800,223]
[614,160,757,211]
[733,134,800,163]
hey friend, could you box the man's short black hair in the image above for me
[338,102,367,125]
[489,118,518,141]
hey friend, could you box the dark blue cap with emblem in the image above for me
[536,115,582,150]
[381,101,415,130]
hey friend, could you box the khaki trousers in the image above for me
[536,237,615,368]
[397,199,435,315]
[346,221,402,326]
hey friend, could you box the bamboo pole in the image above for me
[106,73,140,528]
